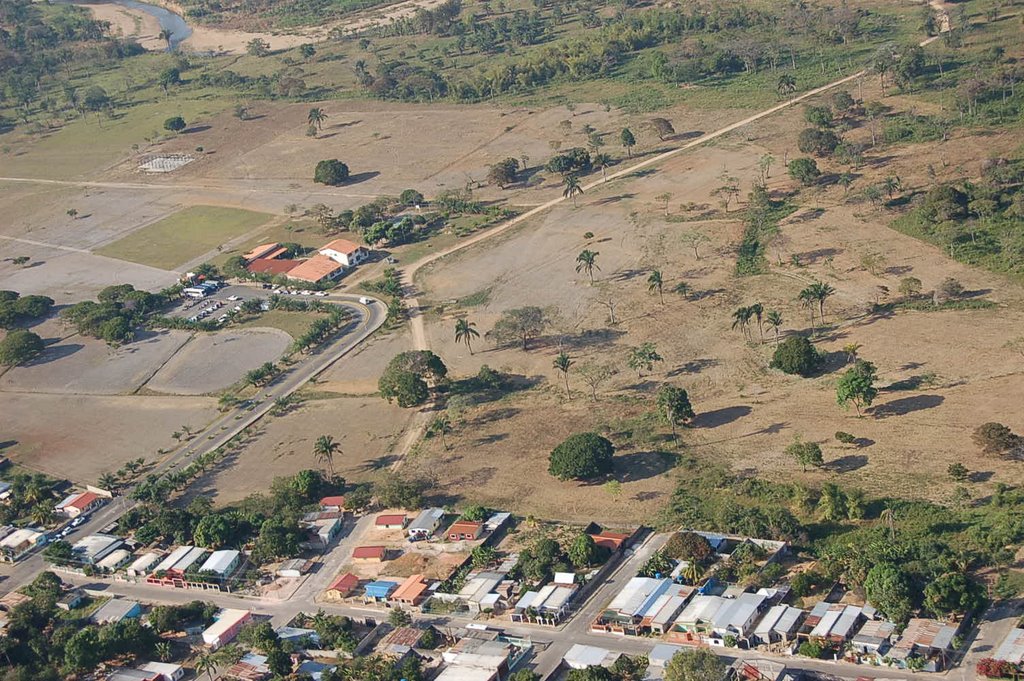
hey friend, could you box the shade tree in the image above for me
[548,432,614,481]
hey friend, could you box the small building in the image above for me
[376,513,408,530]
[247,258,298,277]
[275,626,320,647]
[57,589,85,611]
[364,580,399,601]
[277,558,312,578]
[202,608,252,649]
[729,659,793,681]
[408,508,446,541]
[301,514,343,549]
[98,548,132,572]
[808,604,864,644]
[391,574,431,607]
[320,495,346,511]
[852,618,897,655]
[199,549,241,580]
[55,491,105,518]
[439,638,516,681]
[447,520,483,542]
[286,255,345,284]
[752,605,804,645]
[649,643,683,668]
[72,533,125,566]
[319,239,370,268]
[223,652,271,680]
[710,592,767,643]
[325,573,360,600]
[108,670,157,681]
[380,626,429,655]
[138,662,185,681]
[564,643,621,669]
[0,527,45,563]
[994,628,1024,664]
[243,242,288,264]
[92,598,143,625]
[352,545,387,562]
[127,552,162,577]
[890,617,959,671]
[484,512,511,533]
[589,530,631,552]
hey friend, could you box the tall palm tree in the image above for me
[808,281,836,323]
[749,302,765,342]
[454,318,480,355]
[30,504,54,528]
[563,174,584,207]
[647,270,664,303]
[777,74,796,97]
[313,434,341,478]
[155,641,173,662]
[430,415,452,450]
[765,310,784,345]
[798,287,818,329]
[682,561,702,585]
[196,651,218,681]
[97,472,118,492]
[552,352,573,399]
[731,306,753,340]
[575,250,600,284]
[307,107,328,133]
[593,152,612,181]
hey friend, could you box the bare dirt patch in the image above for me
[197,397,414,505]
[1,393,215,484]
[0,330,190,395]
[144,328,293,395]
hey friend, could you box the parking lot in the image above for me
[170,283,333,326]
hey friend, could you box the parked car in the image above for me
[70,517,86,528]
[227,295,241,301]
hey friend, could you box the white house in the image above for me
[319,239,370,268]
[407,508,446,540]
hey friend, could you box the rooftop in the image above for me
[994,628,1024,664]
[352,545,386,559]
[321,238,366,255]
[328,572,360,593]
[243,242,282,261]
[896,618,958,651]
[91,598,140,624]
[287,254,343,282]
[247,258,297,275]
[200,549,240,576]
[392,574,431,602]
[320,495,346,507]
[376,513,407,526]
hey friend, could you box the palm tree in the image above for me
[30,504,54,527]
[454,318,480,354]
[430,415,452,449]
[682,561,702,585]
[155,641,173,662]
[307,107,328,132]
[777,74,796,97]
[313,434,341,478]
[158,29,173,50]
[798,287,818,329]
[808,281,836,323]
[575,250,600,284]
[552,352,573,399]
[843,343,862,363]
[749,302,765,342]
[593,153,612,181]
[196,651,218,681]
[731,306,753,340]
[647,270,664,303]
[673,281,692,299]
[97,472,118,492]
[563,174,584,207]
[765,310,783,345]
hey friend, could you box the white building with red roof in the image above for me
[319,239,370,268]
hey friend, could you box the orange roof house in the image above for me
[319,239,370,268]
[320,496,346,511]
[390,574,430,606]
[447,520,484,541]
[589,531,631,552]
[321,239,364,255]
[247,258,297,276]
[286,255,345,283]
[324,573,360,600]
[376,514,408,529]
[243,243,288,263]
[352,546,387,562]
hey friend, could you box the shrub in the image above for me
[972,422,1022,455]
[163,116,186,133]
[770,336,821,376]
[314,159,350,186]
[797,128,841,156]
[788,157,821,186]
[799,640,827,659]
[548,432,614,480]
[0,329,45,366]
[835,431,857,445]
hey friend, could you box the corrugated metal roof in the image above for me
[810,607,843,638]
[994,628,1024,663]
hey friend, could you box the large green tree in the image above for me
[0,329,44,366]
[770,336,820,376]
[314,159,350,185]
[548,432,615,481]
[378,351,448,407]
[491,306,551,350]
[656,385,694,435]
[864,562,914,623]
[664,648,726,681]
[836,360,878,414]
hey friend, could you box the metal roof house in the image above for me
[994,628,1024,664]
[752,605,804,645]
[408,508,446,540]
[199,549,241,579]
[563,644,621,669]
[709,592,768,643]
[91,598,142,625]
[852,618,897,655]
[71,533,124,565]
[364,580,399,601]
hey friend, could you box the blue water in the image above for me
[66,0,193,49]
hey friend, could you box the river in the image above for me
[63,0,193,49]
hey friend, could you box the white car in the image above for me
[233,305,242,312]
[227,295,241,301]
[300,290,312,296]
[188,316,198,323]
[315,291,328,297]
[70,516,86,528]
[217,314,229,323]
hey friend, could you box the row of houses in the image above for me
[243,238,370,284]
[374,508,509,543]
[593,575,960,670]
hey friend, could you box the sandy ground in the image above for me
[144,328,293,394]
[1,392,215,484]
[83,2,166,51]
[195,397,415,504]
[0,329,190,395]
[315,327,414,394]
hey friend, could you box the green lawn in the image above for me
[96,205,273,271]
[235,310,328,339]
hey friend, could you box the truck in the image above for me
[359,296,373,305]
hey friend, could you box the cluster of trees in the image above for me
[378,350,448,407]
[0,471,57,528]
[0,571,161,678]
[60,284,166,346]
[0,328,45,366]
[0,290,53,329]
[292,305,351,354]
